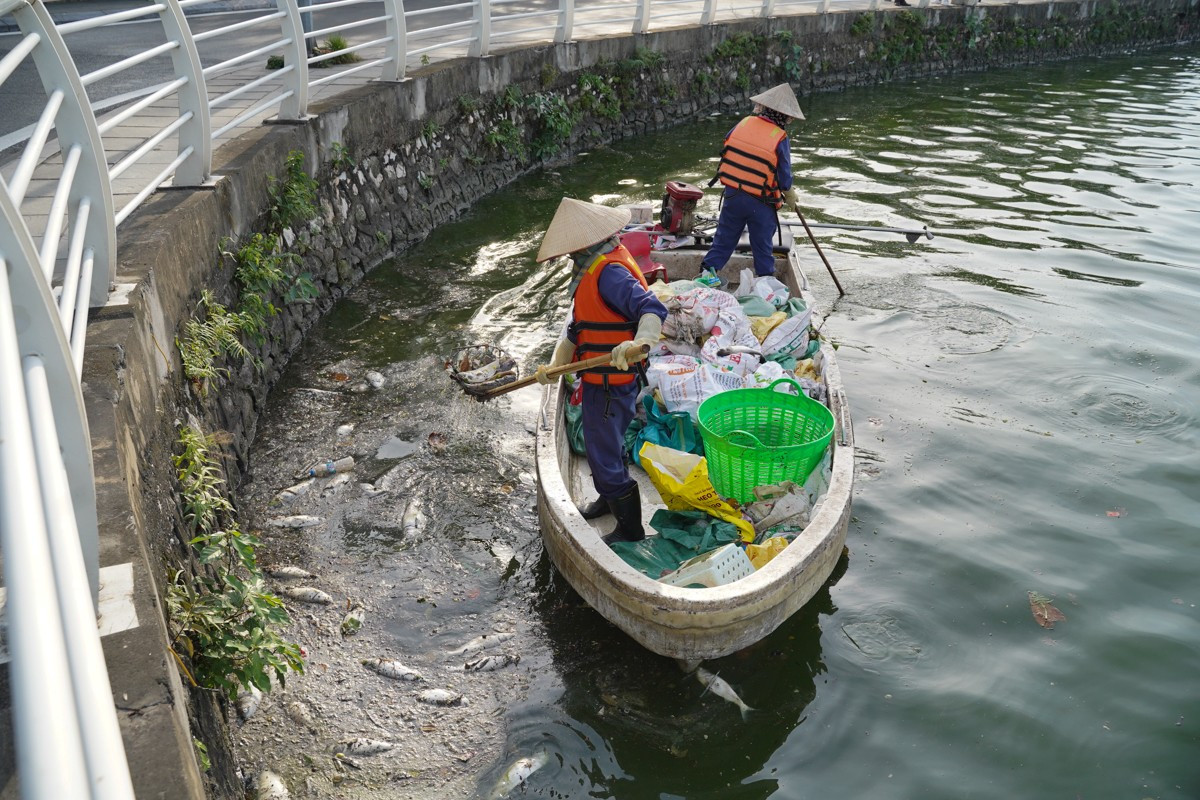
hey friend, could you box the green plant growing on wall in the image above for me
[457,94,479,114]
[224,234,313,343]
[527,91,576,158]
[166,424,303,695]
[849,13,874,39]
[711,32,763,61]
[417,172,433,190]
[329,141,354,171]
[267,150,318,233]
[178,290,252,396]
[500,84,523,110]
[576,71,621,119]
[540,63,560,88]
[484,119,526,160]
[422,119,441,139]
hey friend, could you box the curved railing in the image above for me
[0,0,945,795]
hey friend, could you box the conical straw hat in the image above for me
[536,197,631,262]
[750,83,805,120]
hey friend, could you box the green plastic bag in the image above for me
[564,383,586,455]
[625,395,703,466]
[609,510,742,579]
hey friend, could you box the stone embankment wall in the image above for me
[84,1,1197,796]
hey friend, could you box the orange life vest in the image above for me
[570,245,647,387]
[716,115,786,206]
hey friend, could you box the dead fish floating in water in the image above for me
[464,653,520,673]
[417,688,467,707]
[268,515,321,529]
[362,657,423,681]
[445,631,515,658]
[341,603,367,636]
[281,586,333,605]
[487,750,550,800]
[256,770,289,800]
[270,479,315,506]
[402,500,426,536]
[236,684,263,722]
[695,667,753,721]
[264,565,317,580]
[336,737,394,757]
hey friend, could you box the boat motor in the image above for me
[660,180,704,235]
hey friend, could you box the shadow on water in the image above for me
[492,551,850,799]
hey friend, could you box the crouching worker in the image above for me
[533,198,668,545]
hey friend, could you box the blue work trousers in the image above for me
[582,381,639,499]
[701,190,780,277]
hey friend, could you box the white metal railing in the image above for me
[0,0,1000,795]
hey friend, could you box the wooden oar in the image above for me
[789,208,846,297]
[475,345,650,399]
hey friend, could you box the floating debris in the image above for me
[695,667,753,721]
[270,479,315,506]
[464,653,520,673]
[322,473,352,495]
[428,431,448,453]
[366,370,386,389]
[236,684,263,722]
[281,587,334,605]
[362,658,423,681]
[296,456,354,480]
[256,770,289,800]
[268,515,322,529]
[341,603,367,636]
[487,751,550,800]
[285,700,316,730]
[1028,591,1067,629]
[336,423,355,438]
[264,565,317,580]
[336,738,394,757]
[417,688,467,707]
[445,631,515,658]
[402,500,426,536]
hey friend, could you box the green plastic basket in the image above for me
[697,378,834,503]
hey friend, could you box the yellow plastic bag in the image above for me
[639,442,755,542]
[750,311,787,343]
[745,536,790,569]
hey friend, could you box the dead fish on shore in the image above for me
[336,423,355,438]
[359,482,388,498]
[236,684,263,722]
[366,370,386,389]
[264,565,317,580]
[362,657,423,681]
[336,737,394,756]
[695,667,753,721]
[341,603,367,636]
[256,770,289,800]
[445,631,515,659]
[285,700,316,730]
[464,653,520,673]
[270,478,315,506]
[281,586,333,605]
[417,688,467,707]
[267,515,321,529]
[322,473,352,495]
[402,500,426,536]
[487,750,550,800]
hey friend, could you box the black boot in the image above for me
[602,485,645,545]
[578,498,611,520]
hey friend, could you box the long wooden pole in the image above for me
[478,344,650,399]
[792,207,845,297]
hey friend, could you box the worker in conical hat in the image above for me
[534,197,668,546]
[699,83,806,284]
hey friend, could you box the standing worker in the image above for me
[534,198,668,545]
[699,83,806,285]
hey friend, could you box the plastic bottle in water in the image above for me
[305,456,354,478]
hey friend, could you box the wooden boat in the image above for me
[534,232,855,664]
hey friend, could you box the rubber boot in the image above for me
[578,498,611,520]
[602,485,646,545]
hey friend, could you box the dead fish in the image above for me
[336,423,355,438]
[445,631,515,658]
[268,515,321,529]
[322,473,352,495]
[281,586,333,605]
[236,684,263,722]
[341,603,367,636]
[464,653,520,672]
[359,482,388,498]
[362,657,423,681]
[401,501,426,535]
[365,370,386,389]
[285,700,316,729]
[417,688,466,706]
[695,667,753,721]
[256,770,289,800]
[456,359,501,384]
[264,565,317,580]
[487,750,550,800]
[270,478,315,506]
[336,737,394,756]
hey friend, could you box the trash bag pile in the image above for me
[563,266,837,587]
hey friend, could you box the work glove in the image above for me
[783,187,801,214]
[535,338,575,385]
[610,314,662,371]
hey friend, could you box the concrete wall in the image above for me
[82,1,1198,796]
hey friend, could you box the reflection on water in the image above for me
[256,45,1200,800]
